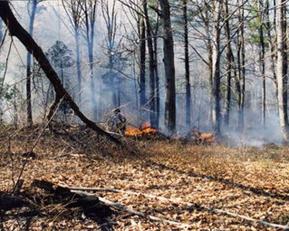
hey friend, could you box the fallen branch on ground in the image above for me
[66,185,289,230]
[32,180,190,228]
[72,190,191,229]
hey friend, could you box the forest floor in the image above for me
[1,125,289,230]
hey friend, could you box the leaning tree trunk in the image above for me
[159,0,176,132]
[276,0,289,141]
[26,0,37,127]
[211,0,222,135]
[183,0,192,128]
[0,1,120,144]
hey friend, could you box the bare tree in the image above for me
[153,11,160,128]
[101,0,122,107]
[81,0,98,119]
[265,0,277,94]
[159,0,176,132]
[143,0,157,128]
[62,0,84,104]
[138,4,146,114]
[276,0,289,141]
[211,0,222,134]
[183,0,191,128]
[236,0,245,130]
[26,0,40,127]
[257,0,266,126]
[223,0,235,127]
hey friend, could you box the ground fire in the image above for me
[125,122,157,137]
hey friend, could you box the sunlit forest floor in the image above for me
[1,125,289,230]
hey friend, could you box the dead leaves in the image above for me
[1,133,289,230]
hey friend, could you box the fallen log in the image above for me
[31,180,113,221]
[0,193,29,211]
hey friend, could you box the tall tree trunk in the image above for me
[240,1,246,128]
[202,3,213,128]
[0,18,3,42]
[258,0,266,126]
[153,11,160,128]
[224,0,234,126]
[75,29,82,103]
[159,0,176,132]
[265,0,277,92]
[139,16,146,112]
[183,0,191,128]
[144,0,157,128]
[236,0,245,130]
[61,0,83,104]
[26,0,37,127]
[276,0,289,141]
[83,2,97,120]
[211,0,222,134]
[88,36,97,119]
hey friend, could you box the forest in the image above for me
[1,0,289,230]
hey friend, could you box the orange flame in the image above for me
[125,122,157,137]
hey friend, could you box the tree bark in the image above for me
[183,0,191,128]
[75,29,82,103]
[0,18,3,42]
[211,0,222,135]
[276,0,289,141]
[266,0,276,80]
[159,0,176,132]
[143,0,157,128]
[0,1,120,144]
[258,0,266,126]
[139,15,146,113]
[224,0,234,127]
[61,0,83,104]
[202,3,213,128]
[236,0,245,130]
[26,0,37,127]
[153,24,160,129]
[83,1,97,120]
